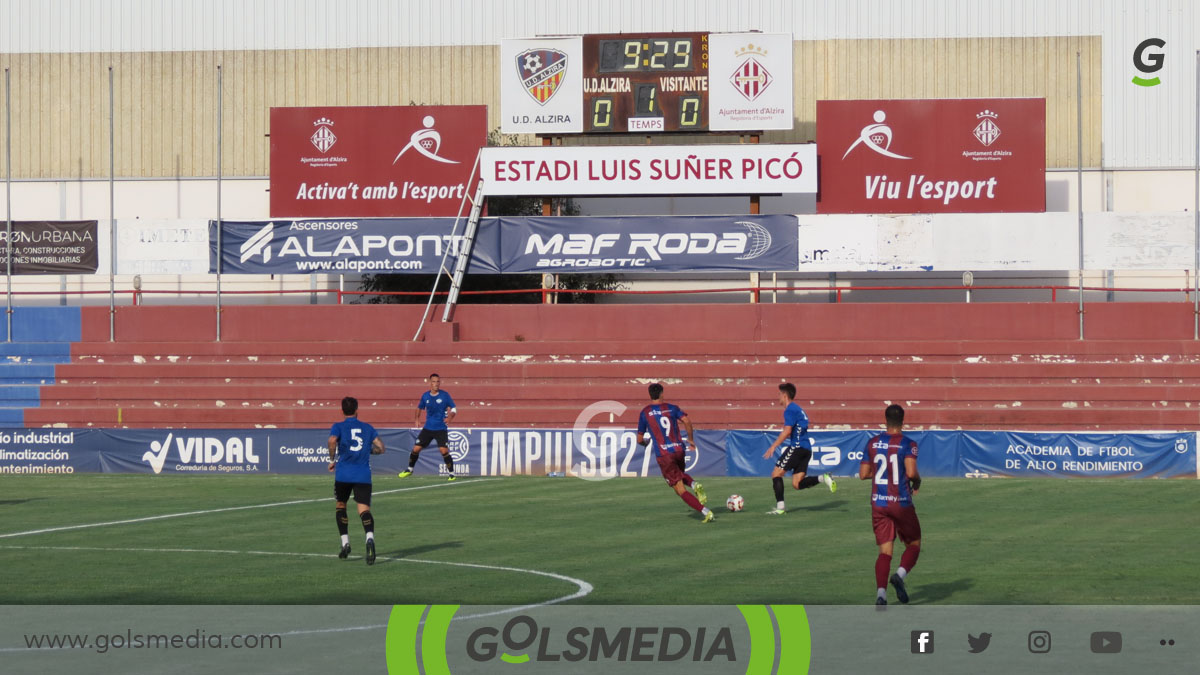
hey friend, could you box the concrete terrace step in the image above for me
[45,374,1200,390]
[0,342,73,364]
[32,401,1200,420]
[61,353,1200,369]
[69,339,1200,359]
[49,360,1200,381]
[0,364,58,385]
[24,403,1200,430]
[38,382,1200,403]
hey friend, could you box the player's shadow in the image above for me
[0,498,41,505]
[378,540,463,563]
[912,578,974,604]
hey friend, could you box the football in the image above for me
[726,494,745,512]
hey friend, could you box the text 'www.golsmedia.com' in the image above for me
[24,630,282,654]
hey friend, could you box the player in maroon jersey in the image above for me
[637,383,714,523]
[859,404,922,605]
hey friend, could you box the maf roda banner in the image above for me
[817,98,1046,214]
[498,215,799,273]
[269,106,486,218]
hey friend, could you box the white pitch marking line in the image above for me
[0,478,496,540]
[0,544,595,651]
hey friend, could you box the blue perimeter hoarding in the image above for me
[0,428,1194,479]
[210,215,799,275]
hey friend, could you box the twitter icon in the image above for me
[967,633,992,653]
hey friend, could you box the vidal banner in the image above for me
[1,428,1193,479]
[817,98,1046,214]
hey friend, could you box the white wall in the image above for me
[2,1,1198,168]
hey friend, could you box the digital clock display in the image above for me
[597,38,696,72]
[583,32,709,133]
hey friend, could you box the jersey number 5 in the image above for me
[349,429,364,452]
[873,453,900,485]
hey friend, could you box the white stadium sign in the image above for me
[479,144,816,196]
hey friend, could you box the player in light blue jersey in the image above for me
[328,396,385,565]
[400,373,458,480]
[762,383,836,514]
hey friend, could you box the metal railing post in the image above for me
[108,66,116,342]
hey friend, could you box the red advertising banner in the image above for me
[817,98,1045,214]
[269,106,486,218]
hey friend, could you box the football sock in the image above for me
[797,476,820,490]
[772,477,785,502]
[365,532,375,543]
[680,491,704,512]
[407,452,420,470]
[443,454,454,473]
[776,501,786,510]
[875,553,892,590]
[340,534,350,547]
[682,475,694,487]
[877,588,887,601]
[360,510,375,535]
[336,508,349,536]
[899,544,920,575]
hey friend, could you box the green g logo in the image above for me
[1132,38,1165,87]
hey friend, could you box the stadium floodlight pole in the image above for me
[1076,51,1084,340]
[215,65,223,342]
[5,68,11,343]
[108,66,116,342]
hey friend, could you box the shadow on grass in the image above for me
[377,540,464,563]
[0,498,42,506]
[912,578,975,604]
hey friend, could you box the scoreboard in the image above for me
[583,32,709,133]
[501,32,793,136]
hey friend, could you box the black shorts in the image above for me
[776,446,813,475]
[416,428,449,449]
[334,481,372,506]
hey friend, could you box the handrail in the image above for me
[1,284,1194,306]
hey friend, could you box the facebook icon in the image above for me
[911,630,935,654]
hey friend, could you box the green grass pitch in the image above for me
[0,474,1196,605]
